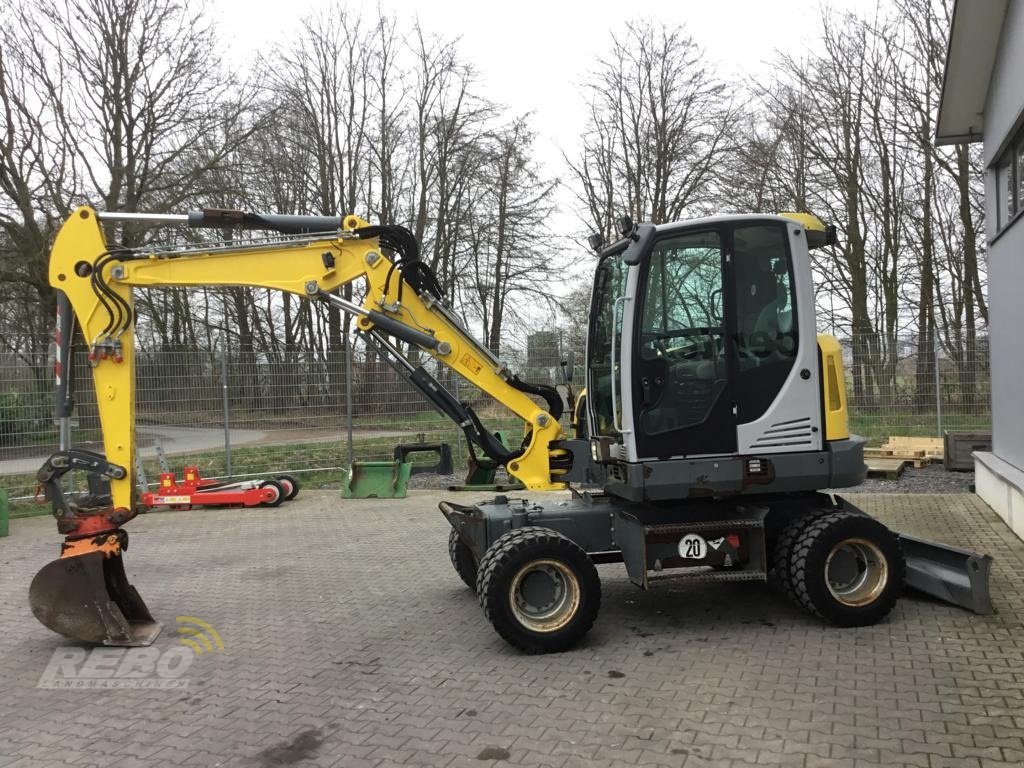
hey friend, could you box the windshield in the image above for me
[587,250,628,437]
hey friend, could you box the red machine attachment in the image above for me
[139,466,300,510]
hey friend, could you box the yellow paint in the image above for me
[48,206,566,511]
[572,387,588,437]
[48,208,137,514]
[817,334,850,441]
[779,212,835,250]
[779,212,826,233]
[460,353,482,375]
[176,615,225,654]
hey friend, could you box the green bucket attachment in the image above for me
[341,461,412,499]
[448,430,525,491]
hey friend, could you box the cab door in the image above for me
[630,228,738,459]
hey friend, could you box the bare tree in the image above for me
[0,40,73,359]
[465,119,557,354]
[567,21,736,241]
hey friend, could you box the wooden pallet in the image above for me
[863,448,928,469]
[865,457,909,480]
[882,436,944,461]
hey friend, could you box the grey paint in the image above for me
[983,0,1024,472]
[986,222,1024,470]
[736,225,823,453]
[983,0,1024,165]
[602,437,864,503]
[612,214,824,462]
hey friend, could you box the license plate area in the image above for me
[615,508,768,588]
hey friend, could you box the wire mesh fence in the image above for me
[839,332,991,442]
[0,330,991,502]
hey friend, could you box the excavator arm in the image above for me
[30,205,568,646]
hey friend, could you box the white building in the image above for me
[937,0,1024,536]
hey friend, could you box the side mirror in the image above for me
[622,223,656,265]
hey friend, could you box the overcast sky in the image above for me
[213,0,867,308]
[217,0,867,207]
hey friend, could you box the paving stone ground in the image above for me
[2,490,1023,768]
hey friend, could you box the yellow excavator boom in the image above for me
[32,206,566,646]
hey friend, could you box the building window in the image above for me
[997,159,1011,230]
[1018,143,1024,213]
[994,126,1024,234]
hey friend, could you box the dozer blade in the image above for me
[898,533,994,615]
[29,551,161,646]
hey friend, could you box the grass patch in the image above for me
[1,428,477,507]
[849,411,991,444]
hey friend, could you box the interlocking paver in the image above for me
[2,490,1024,768]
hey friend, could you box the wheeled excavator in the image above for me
[30,206,993,654]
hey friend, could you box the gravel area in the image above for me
[853,462,975,494]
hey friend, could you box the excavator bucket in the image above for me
[29,551,161,646]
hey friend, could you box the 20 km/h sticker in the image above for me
[678,533,707,560]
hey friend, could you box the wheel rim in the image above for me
[509,559,580,633]
[262,484,280,504]
[825,537,888,606]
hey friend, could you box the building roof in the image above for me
[936,0,1010,146]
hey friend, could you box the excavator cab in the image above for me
[585,213,863,501]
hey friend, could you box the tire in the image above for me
[448,528,478,590]
[476,526,600,654]
[789,511,905,627]
[772,512,814,604]
[259,479,284,507]
[276,474,300,501]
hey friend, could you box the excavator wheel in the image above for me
[29,546,161,646]
[448,528,478,590]
[789,511,906,627]
[477,526,600,654]
[276,474,301,501]
[259,480,285,507]
[771,511,816,604]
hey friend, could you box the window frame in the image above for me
[994,124,1024,237]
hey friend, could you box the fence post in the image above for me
[934,336,942,438]
[220,341,232,478]
[454,372,463,467]
[344,329,354,467]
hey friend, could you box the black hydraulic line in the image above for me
[508,375,564,421]
[352,223,444,301]
[406,367,514,463]
[360,331,513,464]
[405,365,474,425]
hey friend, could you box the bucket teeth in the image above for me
[29,550,161,647]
